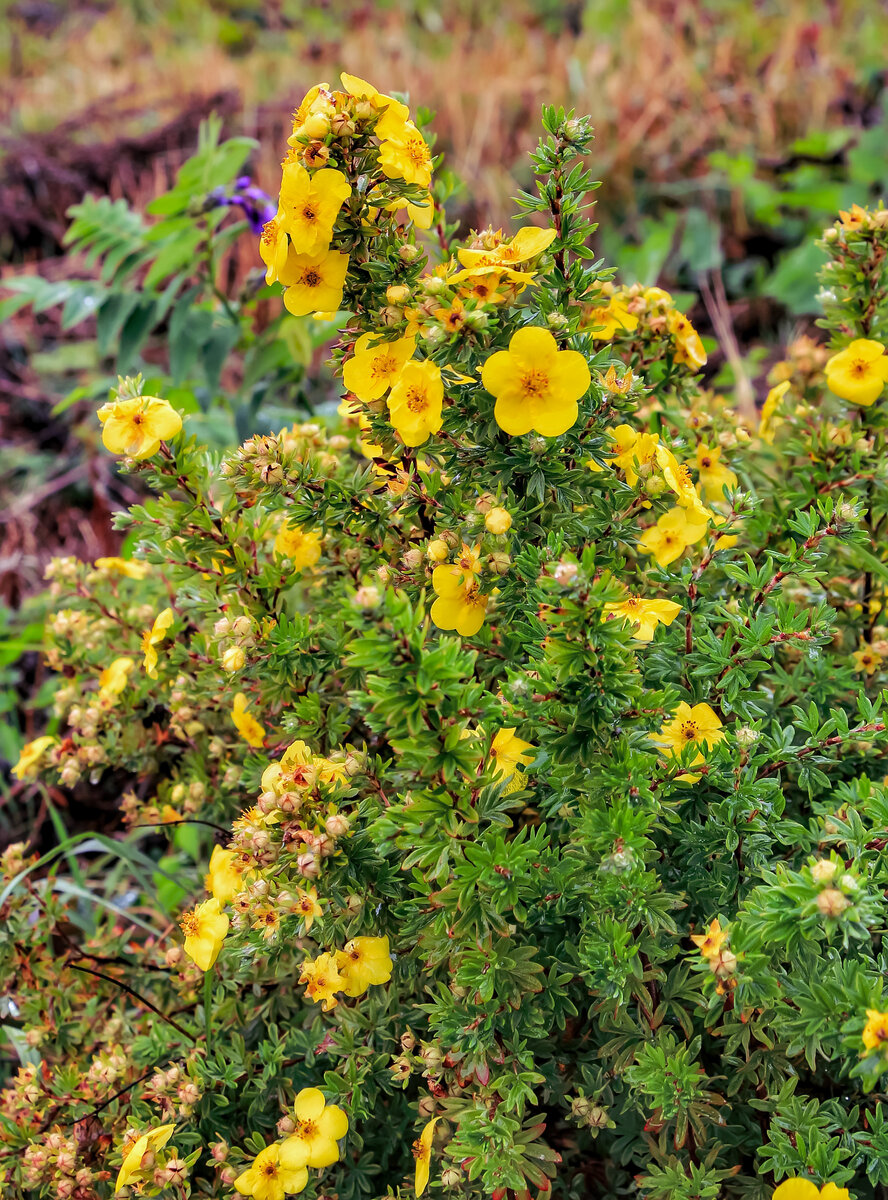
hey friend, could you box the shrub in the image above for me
[6,77,888,1200]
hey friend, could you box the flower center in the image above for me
[681,722,698,742]
[405,386,428,413]
[179,911,200,936]
[263,1163,278,1178]
[297,1119,318,1139]
[700,456,711,468]
[412,1140,429,1163]
[261,221,277,245]
[300,269,322,288]
[850,358,871,377]
[301,204,318,223]
[520,369,549,399]
[372,353,397,379]
[407,137,430,166]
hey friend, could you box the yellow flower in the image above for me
[826,338,888,406]
[278,164,351,255]
[690,918,727,960]
[413,1117,438,1197]
[259,216,289,284]
[695,444,738,502]
[603,595,682,642]
[584,293,639,340]
[180,896,229,971]
[205,846,244,905]
[115,1123,176,1192]
[654,444,712,521]
[862,1008,888,1052]
[606,424,662,487]
[388,360,444,447]
[773,1183,850,1200]
[482,326,590,437]
[457,226,555,269]
[289,1087,349,1168]
[637,507,709,568]
[12,735,57,780]
[273,523,322,570]
[232,692,266,748]
[94,556,150,579]
[853,644,882,674]
[294,886,323,933]
[300,952,345,1011]
[430,566,488,637]
[655,701,724,770]
[378,122,433,188]
[667,310,707,370]
[488,729,534,780]
[98,656,135,701]
[759,380,790,444]
[234,1140,310,1200]
[280,247,349,317]
[141,607,174,679]
[97,396,182,460]
[335,935,393,997]
[342,333,416,401]
[339,72,410,140]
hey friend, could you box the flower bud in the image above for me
[399,243,420,263]
[427,539,449,561]
[816,888,851,917]
[811,859,838,883]
[353,585,380,609]
[325,813,350,838]
[487,552,511,575]
[485,506,512,535]
[554,561,578,586]
[222,644,245,672]
[735,727,759,747]
[546,312,569,330]
[441,1168,463,1187]
[386,284,411,305]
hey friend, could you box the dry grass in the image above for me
[3,0,885,232]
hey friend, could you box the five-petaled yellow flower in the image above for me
[690,918,727,960]
[430,571,488,636]
[232,692,266,748]
[853,644,883,675]
[280,247,349,317]
[772,1182,851,1200]
[300,952,345,1011]
[378,122,433,189]
[388,360,444,447]
[289,1087,349,1167]
[695,444,738,502]
[295,886,323,933]
[343,333,416,401]
[335,936,393,996]
[273,523,322,571]
[655,701,724,778]
[457,226,555,269]
[12,735,57,780]
[141,607,174,679]
[98,656,136,701]
[234,1139,310,1200]
[826,339,888,406]
[94,556,150,579]
[278,164,351,255]
[98,395,182,460]
[603,595,682,642]
[759,380,790,444]
[413,1117,438,1197]
[115,1123,176,1192]
[606,424,662,486]
[205,845,244,905]
[180,896,229,971]
[666,310,707,370]
[862,1008,888,1053]
[488,728,535,780]
[482,327,590,437]
[637,507,709,568]
[584,287,638,340]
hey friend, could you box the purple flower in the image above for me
[205,176,276,235]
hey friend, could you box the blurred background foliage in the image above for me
[1,0,887,829]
